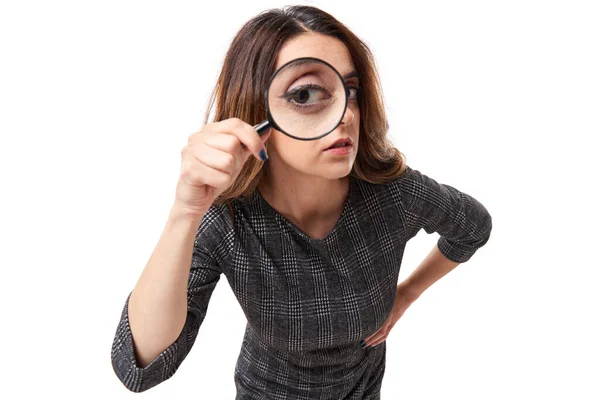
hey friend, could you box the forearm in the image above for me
[128,202,206,368]
[400,244,461,302]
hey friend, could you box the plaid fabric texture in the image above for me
[111,165,493,398]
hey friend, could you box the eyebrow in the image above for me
[280,59,360,82]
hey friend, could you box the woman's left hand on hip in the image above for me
[362,283,417,347]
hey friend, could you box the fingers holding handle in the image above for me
[174,118,272,217]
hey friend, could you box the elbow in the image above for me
[440,212,492,263]
[111,357,157,393]
[111,340,162,393]
[111,358,139,393]
[472,211,492,249]
[111,339,184,393]
[481,211,493,246]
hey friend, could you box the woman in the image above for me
[111,5,493,399]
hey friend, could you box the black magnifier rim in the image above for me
[263,56,349,141]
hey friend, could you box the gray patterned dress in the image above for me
[111,165,493,399]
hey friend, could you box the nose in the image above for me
[339,106,355,126]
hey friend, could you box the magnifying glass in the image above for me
[252,56,351,141]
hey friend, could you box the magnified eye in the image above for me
[282,83,331,107]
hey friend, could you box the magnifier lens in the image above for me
[266,59,347,140]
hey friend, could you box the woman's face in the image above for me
[266,32,360,180]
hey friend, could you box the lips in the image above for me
[325,138,353,150]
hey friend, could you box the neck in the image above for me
[257,166,350,228]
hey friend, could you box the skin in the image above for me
[258,32,361,240]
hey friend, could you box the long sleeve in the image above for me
[396,165,493,263]
[110,241,222,392]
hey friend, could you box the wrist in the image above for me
[169,200,208,224]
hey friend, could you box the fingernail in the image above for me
[360,339,366,348]
[259,149,268,161]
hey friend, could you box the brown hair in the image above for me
[201,5,408,216]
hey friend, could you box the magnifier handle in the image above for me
[237,119,271,151]
[253,120,271,136]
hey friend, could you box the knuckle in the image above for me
[217,173,230,188]
[223,153,235,170]
[180,146,191,160]
[226,135,239,152]
[180,163,191,179]
[231,117,244,127]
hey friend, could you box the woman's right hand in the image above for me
[174,117,272,217]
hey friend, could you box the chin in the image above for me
[320,164,354,180]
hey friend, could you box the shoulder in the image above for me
[381,164,417,190]
[375,165,440,208]
[355,165,455,217]
[355,164,418,206]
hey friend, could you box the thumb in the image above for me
[258,128,272,159]
[259,128,273,143]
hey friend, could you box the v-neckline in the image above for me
[255,178,354,244]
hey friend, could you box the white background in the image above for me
[1,0,598,398]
